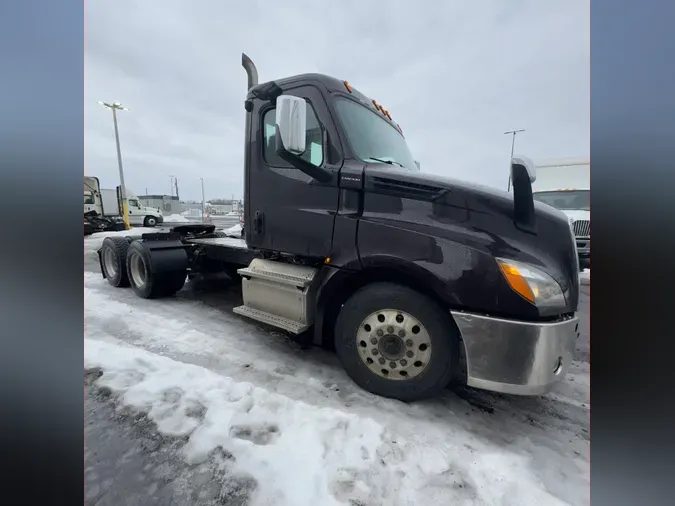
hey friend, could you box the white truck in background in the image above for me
[531,158,590,270]
[84,177,164,233]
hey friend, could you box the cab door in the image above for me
[246,84,342,257]
[126,199,142,225]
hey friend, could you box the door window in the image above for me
[262,105,324,167]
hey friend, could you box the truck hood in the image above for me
[560,209,590,222]
[360,164,579,316]
[139,206,160,215]
[363,164,563,221]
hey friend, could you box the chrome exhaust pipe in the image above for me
[242,53,258,90]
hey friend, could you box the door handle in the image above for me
[253,211,264,234]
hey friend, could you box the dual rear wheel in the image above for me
[100,237,186,298]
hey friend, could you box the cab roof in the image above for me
[247,73,403,133]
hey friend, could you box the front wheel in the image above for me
[143,216,158,227]
[334,283,459,402]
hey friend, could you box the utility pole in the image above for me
[98,101,131,229]
[504,129,525,192]
[169,176,175,197]
[200,177,206,222]
[174,177,179,199]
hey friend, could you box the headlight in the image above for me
[496,258,566,309]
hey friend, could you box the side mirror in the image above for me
[274,95,332,183]
[510,155,537,233]
[511,155,536,183]
[276,95,307,155]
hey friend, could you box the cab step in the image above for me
[233,258,319,334]
[232,306,309,334]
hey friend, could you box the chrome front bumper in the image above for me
[451,311,579,396]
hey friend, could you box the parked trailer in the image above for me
[532,158,590,270]
[85,176,164,229]
[97,54,580,402]
[84,177,125,234]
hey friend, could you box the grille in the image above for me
[573,220,590,237]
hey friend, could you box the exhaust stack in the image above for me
[242,53,258,90]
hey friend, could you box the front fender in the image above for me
[357,219,540,320]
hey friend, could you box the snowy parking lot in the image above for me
[84,231,589,506]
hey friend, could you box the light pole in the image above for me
[98,101,131,229]
[504,129,525,192]
[200,177,206,222]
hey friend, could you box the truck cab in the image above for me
[124,192,164,227]
[97,55,580,402]
[237,65,579,398]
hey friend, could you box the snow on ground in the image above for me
[84,257,589,506]
[224,223,243,237]
[86,338,572,506]
[164,214,190,223]
[579,269,590,281]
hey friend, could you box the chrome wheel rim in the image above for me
[147,217,156,226]
[129,253,147,288]
[356,309,432,380]
[103,247,117,277]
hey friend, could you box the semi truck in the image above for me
[96,54,580,402]
[531,158,590,270]
[84,176,164,233]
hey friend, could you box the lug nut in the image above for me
[389,362,397,369]
[406,340,413,347]
[406,351,414,358]
[377,329,384,337]
[398,330,406,337]
[370,338,378,345]
[400,359,407,366]
[387,326,394,334]
[372,349,378,355]
[378,358,385,365]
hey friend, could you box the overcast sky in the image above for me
[85,0,589,201]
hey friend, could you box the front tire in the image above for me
[335,283,459,402]
[143,216,158,227]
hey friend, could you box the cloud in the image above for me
[85,0,589,200]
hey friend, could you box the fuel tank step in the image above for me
[233,258,319,334]
[237,259,316,288]
[233,306,309,334]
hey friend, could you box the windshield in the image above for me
[335,98,418,171]
[533,190,590,210]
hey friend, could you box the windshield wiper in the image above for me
[367,157,405,168]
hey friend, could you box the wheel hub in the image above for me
[356,309,432,381]
[129,253,147,288]
[103,247,117,277]
[379,334,405,360]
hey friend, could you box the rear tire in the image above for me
[335,283,459,402]
[126,241,186,299]
[143,216,158,227]
[100,237,131,287]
